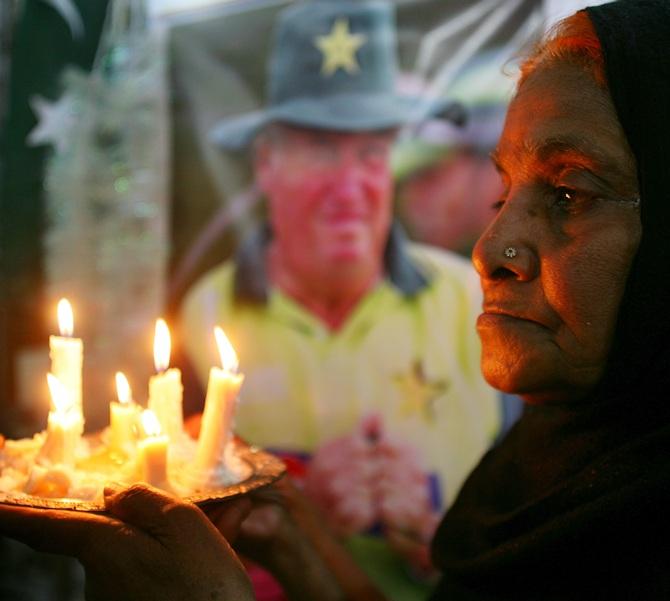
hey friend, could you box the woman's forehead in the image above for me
[493,62,636,189]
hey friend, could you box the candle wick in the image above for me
[58,404,76,417]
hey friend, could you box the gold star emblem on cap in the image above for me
[314,18,367,76]
[394,360,449,424]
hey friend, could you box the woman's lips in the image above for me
[478,306,551,330]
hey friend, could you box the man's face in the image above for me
[472,62,641,404]
[255,124,395,282]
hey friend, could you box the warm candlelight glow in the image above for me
[47,373,73,413]
[214,326,239,373]
[49,298,82,420]
[136,409,169,489]
[115,372,132,405]
[154,318,171,373]
[57,298,74,337]
[141,410,162,437]
[148,321,184,442]
[41,373,82,467]
[110,372,139,457]
[193,327,244,477]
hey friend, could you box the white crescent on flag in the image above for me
[42,0,84,40]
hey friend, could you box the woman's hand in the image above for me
[385,525,439,582]
[0,483,255,601]
[207,477,388,601]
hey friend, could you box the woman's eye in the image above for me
[552,186,593,212]
[491,186,508,211]
[554,186,575,207]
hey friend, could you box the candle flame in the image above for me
[214,326,239,372]
[153,318,171,373]
[57,298,74,337]
[141,409,162,437]
[115,372,132,404]
[47,373,73,413]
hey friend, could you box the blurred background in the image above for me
[1,0,565,432]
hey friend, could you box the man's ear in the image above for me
[253,136,274,195]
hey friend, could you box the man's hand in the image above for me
[0,483,255,601]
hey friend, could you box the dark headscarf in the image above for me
[430,2,670,599]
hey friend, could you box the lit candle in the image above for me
[49,298,84,430]
[38,373,83,466]
[148,318,184,441]
[136,409,170,488]
[193,326,244,473]
[109,372,140,457]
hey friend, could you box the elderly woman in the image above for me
[1,1,669,599]
[429,1,670,599]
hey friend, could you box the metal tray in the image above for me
[0,439,285,513]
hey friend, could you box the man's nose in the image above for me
[331,158,366,198]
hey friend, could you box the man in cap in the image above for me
[180,1,501,598]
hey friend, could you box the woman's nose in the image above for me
[472,205,539,282]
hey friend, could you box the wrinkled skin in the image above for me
[473,61,641,404]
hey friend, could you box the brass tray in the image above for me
[0,439,285,513]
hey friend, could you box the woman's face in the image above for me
[473,61,641,404]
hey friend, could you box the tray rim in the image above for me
[0,439,286,513]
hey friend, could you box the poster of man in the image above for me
[0,0,556,599]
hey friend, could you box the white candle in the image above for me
[109,372,140,457]
[49,298,84,431]
[38,373,83,466]
[194,327,244,473]
[148,319,184,441]
[136,410,169,488]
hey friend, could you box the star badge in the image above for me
[394,360,449,424]
[314,18,367,76]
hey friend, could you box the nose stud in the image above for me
[504,247,518,259]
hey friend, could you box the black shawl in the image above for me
[430,2,670,599]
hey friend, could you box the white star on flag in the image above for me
[27,93,79,154]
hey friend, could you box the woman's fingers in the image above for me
[104,482,209,545]
[0,504,122,557]
[104,482,244,554]
[202,496,253,541]
[104,483,176,527]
